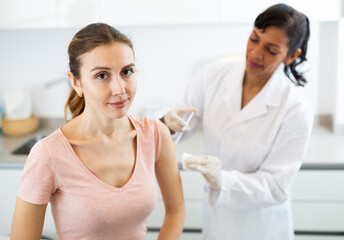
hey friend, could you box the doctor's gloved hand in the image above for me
[163,107,197,133]
[182,153,222,190]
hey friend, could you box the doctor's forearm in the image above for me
[212,170,289,209]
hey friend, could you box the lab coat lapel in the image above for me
[232,91,267,127]
[221,62,245,117]
[222,63,286,129]
[224,89,267,129]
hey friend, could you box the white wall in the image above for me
[0,22,326,118]
[317,22,338,116]
[334,19,344,133]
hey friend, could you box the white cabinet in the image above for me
[288,0,342,21]
[0,168,55,237]
[218,0,342,23]
[0,169,22,235]
[97,0,218,26]
[0,0,101,29]
[1,0,342,29]
[146,171,204,238]
[218,0,271,23]
[145,232,202,240]
[0,0,218,29]
[0,0,56,28]
[291,170,344,233]
[295,237,344,240]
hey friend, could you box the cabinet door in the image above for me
[0,0,104,29]
[145,232,202,240]
[218,0,272,23]
[295,237,344,240]
[0,168,56,237]
[146,171,204,229]
[146,200,203,229]
[284,0,342,21]
[291,171,344,201]
[0,169,22,235]
[0,0,219,29]
[0,0,55,28]
[293,202,344,231]
[97,0,218,26]
[218,0,342,23]
[291,170,344,232]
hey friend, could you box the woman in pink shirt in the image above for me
[11,23,185,240]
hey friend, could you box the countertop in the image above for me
[0,118,65,168]
[1,118,344,170]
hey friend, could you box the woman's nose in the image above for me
[111,77,126,95]
[252,45,264,60]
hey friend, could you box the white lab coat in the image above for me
[181,60,314,240]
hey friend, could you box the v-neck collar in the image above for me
[58,115,139,192]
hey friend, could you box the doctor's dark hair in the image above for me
[254,3,310,86]
[64,23,134,122]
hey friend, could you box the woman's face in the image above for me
[245,26,293,79]
[73,42,136,120]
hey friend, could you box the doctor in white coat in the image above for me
[161,4,314,240]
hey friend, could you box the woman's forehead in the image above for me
[79,43,134,70]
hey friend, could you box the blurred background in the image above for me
[0,0,343,131]
[1,1,344,240]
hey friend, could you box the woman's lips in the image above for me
[108,99,128,108]
[248,59,263,69]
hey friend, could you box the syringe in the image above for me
[174,112,195,145]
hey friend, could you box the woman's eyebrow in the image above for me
[252,30,259,38]
[267,43,281,49]
[91,63,135,72]
[90,66,111,72]
[123,63,136,68]
[253,30,281,49]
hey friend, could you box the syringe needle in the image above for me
[174,112,195,145]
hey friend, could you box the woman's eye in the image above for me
[122,68,135,76]
[250,37,258,43]
[268,49,278,55]
[96,73,108,80]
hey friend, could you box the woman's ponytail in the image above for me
[255,4,311,86]
[64,89,85,122]
[284,15,310,86]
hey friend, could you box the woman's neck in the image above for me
[241,71,273,109]
[71,111,131,140]
[243,71,272,91]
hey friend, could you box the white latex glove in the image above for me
[182,153,222,190]
[163,107,197,133]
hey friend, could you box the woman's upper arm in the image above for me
[155,123,185,214]
[11,197,47,240]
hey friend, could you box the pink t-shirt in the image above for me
[18,116,163,240]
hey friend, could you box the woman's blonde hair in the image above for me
[64,23,133,122]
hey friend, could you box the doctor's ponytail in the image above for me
[254,3,310,87]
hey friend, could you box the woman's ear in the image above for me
[284,48,302,66]
[68,71,82,94]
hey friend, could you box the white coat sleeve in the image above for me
[177,60,230,141]
[173,63,208,140]
[209,104,314,209]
